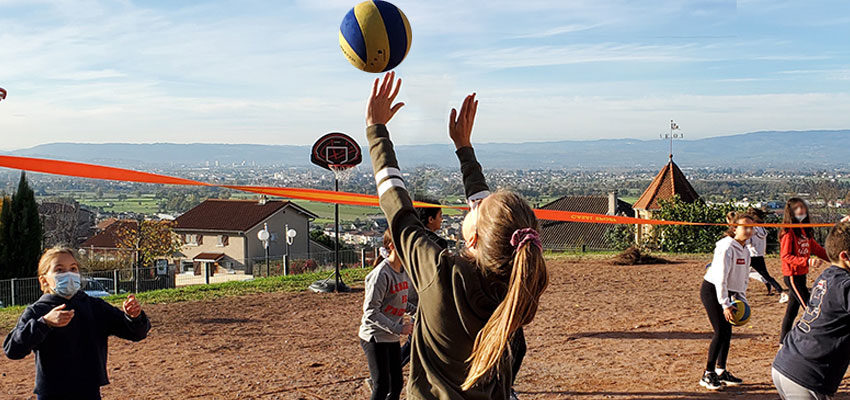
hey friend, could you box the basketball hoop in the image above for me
[309,132,362,294]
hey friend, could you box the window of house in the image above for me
[185,234,199,246]
[217,235,229,247]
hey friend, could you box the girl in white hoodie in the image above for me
[699,212,755,391]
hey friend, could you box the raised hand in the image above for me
[123,294,142,319]
[42,303,75,328]
[449,93,478,150]
[366,71,404,126]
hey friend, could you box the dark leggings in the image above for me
[361,339,402,400]
[38,388,101,400]
[780,274,810,344]
[511,328,527,385]
[700,280,733,372]
[750,256,784,292]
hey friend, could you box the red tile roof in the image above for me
[633,159,699,210]
[81,220,137,249]
[174,199,317,233]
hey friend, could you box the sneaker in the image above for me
[510,388,520,400]
[699,372,724,390]
[779,292,789,303]
[718,370,743,386]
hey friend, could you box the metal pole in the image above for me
[285,223,290,275]
[112,269,119,295]
[265,246,270,277]
[361,248,366,269]
[10,278,16,306]
[334,177,340,292]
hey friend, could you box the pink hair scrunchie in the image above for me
[510,228,542,251]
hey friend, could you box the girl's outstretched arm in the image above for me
[449,93,490,206]
[366,72,444,292]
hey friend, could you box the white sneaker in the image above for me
[779,293,789,303]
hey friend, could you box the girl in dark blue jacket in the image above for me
[4,247,150,400]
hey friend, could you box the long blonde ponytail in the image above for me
[461,192,549,390]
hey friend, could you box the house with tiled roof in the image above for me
[539,192,634,250]
[80,220,137,261]
[173,198,319,274]
[633,155,700,243]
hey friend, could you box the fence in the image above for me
[0,266,177,308]
[251,248,375,278]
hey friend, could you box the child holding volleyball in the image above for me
[364,72,548,399]
[3,247,150,400]
[359,229,417,400]
[699,212,754,390]
[779,198,830,345]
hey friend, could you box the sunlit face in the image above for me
[39,253,80,293]
[462,197,491,253]
[734,218,755,242]
[386,241,398,264]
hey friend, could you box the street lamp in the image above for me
[258,223,270,276]
[284,224,296,275]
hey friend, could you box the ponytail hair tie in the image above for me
[379,247,390,259]
[510,228,542,251]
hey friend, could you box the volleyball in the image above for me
[730,299,751,326]
[338,0,412,73]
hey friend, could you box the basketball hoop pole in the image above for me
[333,177,341,291]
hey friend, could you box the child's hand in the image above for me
[366,71,404,126]
[42,304,75,328]
[448,93,478,150]
[841,215,850,223]
[123,295,142,319]
[401,323,414,335]
[809,258,825,269]
[723,306,736,323]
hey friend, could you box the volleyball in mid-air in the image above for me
[338,0,411,73]
[729,299,751,326]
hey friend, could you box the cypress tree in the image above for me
[2,172,44,278]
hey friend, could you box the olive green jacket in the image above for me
[367,124,512,400]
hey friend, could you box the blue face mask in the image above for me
[52,272,81,297]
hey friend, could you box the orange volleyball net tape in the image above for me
[0,155,834,228]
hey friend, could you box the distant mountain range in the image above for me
[2,130,848,170]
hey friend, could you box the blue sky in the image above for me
[0,0,848,150]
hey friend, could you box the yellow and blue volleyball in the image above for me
[730,299,751,326]
[339,0,412,73]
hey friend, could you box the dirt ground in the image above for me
[2,257,849,399]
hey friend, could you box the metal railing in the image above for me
[0,266,176,308]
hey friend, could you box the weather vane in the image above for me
[660,119,683,160]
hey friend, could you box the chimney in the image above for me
[607,190,618,215]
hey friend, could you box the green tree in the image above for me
[0,196,10,277]
[0,172,44,279]
[653,195,744,253]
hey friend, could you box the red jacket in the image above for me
[780,229,828,276]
